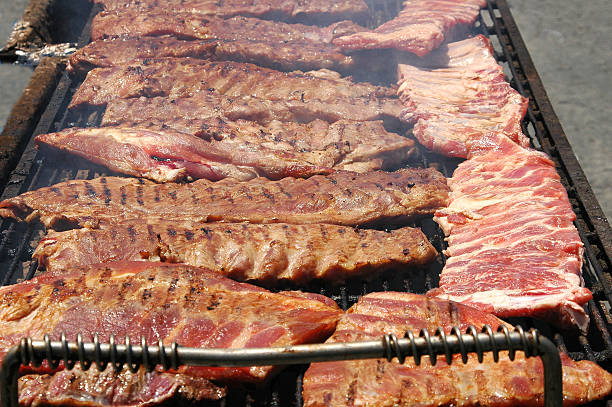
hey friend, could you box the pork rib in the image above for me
[102,91,403,127]
[91,0,371,25]
[67,59,399,112]
[430,134,590,331]
[303,292,612,406]
[68,37,217,74]
[333,0,486,56]
[397,35,529,158]
[80,13,362,74]
[34,220,437,285]
[0,261,342,406]
[0,169,449,229]
[35,120,415,182]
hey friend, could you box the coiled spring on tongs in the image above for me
[0,325,563,407]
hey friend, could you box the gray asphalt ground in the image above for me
[0,0,32,132]
[507,0,611,222]
[0,0,610,220]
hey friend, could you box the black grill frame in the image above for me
[0,0,610,405]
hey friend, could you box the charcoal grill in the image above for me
[0,0,610,405]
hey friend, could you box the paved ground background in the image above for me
[0,0,610,220]
[0,0,32,132]
[506,0,611,222]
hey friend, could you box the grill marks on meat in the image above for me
[91,12,363,43]
[34,220,437,285]
[19,367,224,407]
[102,91,403,127]
[92,0,371,25]
[36,127,331,182]
[1,261,342,406]
[430,134,590,331]
[68,37,218,74]
[82,13,362,73]
[35,120,415,182]
[0,169,449,229]
[302,292,612,406]
[68,59,401,117]
[333,0,486,56]
[397,35,529,158]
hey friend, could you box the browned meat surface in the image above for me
[91,0,371,25]
[91,12,362,42]
[68,37,217,74]
[303,292,612,406]
[334,0,485,56]
[34,220,437,285]
[398,36,529,158]
[36,127,332,182]
[102,91,404,127]
[67,59,400,112]
[0,169,449,229]
[82,13,362,73]
[0,261,342,406]
[36,120,414,182]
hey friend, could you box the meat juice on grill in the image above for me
[91,0,371,25]
[431,133,590,331]
[0,261,343,406]
[35,120,415,182]
[33,220,437,286]
[302,292,612,406]
[398,35,529,158]
[78,13,364,74]
[0,169,449,229]
[333,0,486,56]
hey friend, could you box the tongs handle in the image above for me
[0,325,562,407]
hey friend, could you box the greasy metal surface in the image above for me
[1,327,563,407]
[0,57,64,188]
[0,0,609,406]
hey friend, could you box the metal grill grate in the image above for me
[0,0,610,405]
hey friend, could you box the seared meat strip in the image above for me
[334,0,485,56]
[34,220,437,285]
[68,59,400,112]
[102,91,404,127]
[36,127,332,182]
[91,0,371,25]
[303,292,612,406]
[91,12,362,42]
[0,169,450,229]
[68,36,218,74]
[398,36,529,158]
[0,261,342,406]
[431,134,590,331]
[81,14,363,73]
[36,120,414,182]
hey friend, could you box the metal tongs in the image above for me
[0,325,562,407]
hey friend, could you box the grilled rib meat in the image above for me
[102,91,403,127]
[431,133,590,331]
[397,35,529,158]
[334,0,485,56]
[81,14,362,73]
[36,127,332,182]
[0,169,450,229]
[68,59,400,115]
[34,220,437,285]
[35,120,415,182]
[0,261,342,406]
[302,292,612,406]
[91,0,371,25]
[68,36,218,74]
